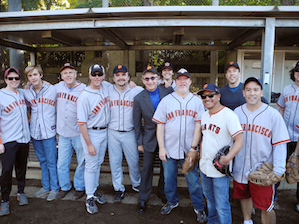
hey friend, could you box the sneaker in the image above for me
[73,190,85,200]
[295,203,299,213]
[35,188,50,198]
[114,191,125,204]
[47,190,58,202]
[160,202,179,215]
[194,209,207,223]
[132,186,140,193]
[17,193,28,206]
[94,189,107,204]
[56,189,71,199]
[86,197,98,214]
[0,201,9,216]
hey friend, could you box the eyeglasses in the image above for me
[201,93,218,99]
[91,73,104,77]
[6,77,20,81]
[142,76,157,82]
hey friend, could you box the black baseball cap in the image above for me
[89,64,105,75]
[60,63,75,72]
[176,68,190,79]
[143,66,158,75]
[198,84,220,95]
[225,62,240,72]
[113,65,128,74]
[244,77,263,89]
[162,62,173,70]
[294,61,299,71]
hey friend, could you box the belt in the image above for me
[118,128,134,132]
[92,127,107,130]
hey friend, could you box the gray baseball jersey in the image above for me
[77,85,110,129]
[233,103,290,184]
[0,88,30,144]
[108,85,143,131]
[22,83,57,140]
[277,83,299,142]
[55,81,86,137]
[152,92,204,159]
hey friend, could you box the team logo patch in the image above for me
[203,84,208,89]
[94,64,100,68]
[229,62,234,65]
[178,68,187,73]
[64,63,71,66]
[51,125,56,130]
[147,66,152,70]
[118,65,122,69]
[165,62,170,66]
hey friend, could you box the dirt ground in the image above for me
[1,180,299,224]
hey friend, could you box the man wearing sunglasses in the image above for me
[0,68,31,216]
[77,64,111,214]
[133,66,173,213]
[277,61,299,212]
[199,84,244,224]
[153,68,207,222]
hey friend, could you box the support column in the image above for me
[260,18,275,103]
[210,51,218,85]
[30,52,36,65]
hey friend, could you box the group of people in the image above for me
[0,59,298,224]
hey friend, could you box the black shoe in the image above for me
[73,190,85,200]
[158,193,167,204]
[56,189,71,199]
[113,191,124,204]
[138,201,146,213]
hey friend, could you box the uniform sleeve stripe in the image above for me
[195,119,201,122]
[276,103,284,109]
[0,137,2,144]
[296,125,299,129]
[272,139,290,146]
[232,130,243,137]
[77,121,87,124]
[152,118,165,124]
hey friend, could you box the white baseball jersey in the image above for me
[55,81,86,137]
[22,83,57,140]
[0,88,30,144]
[277,83,299,142]
[233,103,290,184]
[77,85,110,129]
[108,85,143,131]
[200,107,243,178]
[152,92,205,159]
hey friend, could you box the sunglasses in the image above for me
[6,77,20,81]
[91,73,104,77]
[201,93,218,99]
[142,76,157,81]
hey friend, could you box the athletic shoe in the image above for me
[132,186,140,193]
[295,203,299,213]
[113,191,125,204]
[160,202,179,215]
[0,201,9,216]
[35,188,50,198]
[94,189,107,204]
[194,209,207,223]
[47,190,58,201]
[86,197,98,214]
[56,189,71,199]
[17,193,28,206]
[73,190,85,200]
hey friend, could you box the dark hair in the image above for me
[290,68,296,82]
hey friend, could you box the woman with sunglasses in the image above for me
[0,68,31,216]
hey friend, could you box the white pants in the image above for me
[108,129,141,192]
[81,129,107,199]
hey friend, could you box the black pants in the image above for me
[0,141,29,202]
[287,142,299,203]
[139,147,164,203]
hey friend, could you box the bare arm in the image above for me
[295,138,299,155]
[157,123,169,162]
[220,133,244,165]
[190,122,201,150]
[78,123,96,156]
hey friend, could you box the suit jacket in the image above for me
[133,85,173,152]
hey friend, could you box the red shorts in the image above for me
[232,180,275,211]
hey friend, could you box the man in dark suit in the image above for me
[133,66,173,213]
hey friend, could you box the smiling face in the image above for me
[5,72,20,91]
[61,68,77,87]
[113,71,130,88]
[161,68,174,81]
[142,72,158,92]
[89,72,105,89]
[175,75,191,93]
[202,90,221,110]
[26,68,43,87]
[243,81,264,106]
[225,66,241,86]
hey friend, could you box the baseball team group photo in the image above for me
[0,59,299,224]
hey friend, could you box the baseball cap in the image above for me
[176,68,190,79]
[89,64,105,75]
[143,66,158,75]
[4,67,20,78]
[225,62,240,72]
[60,63,75,72]
[294,61,299,71]
[113,65,128,74]
[198,84,220,95]
[244,77,263,89]
[162,62,173,70]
